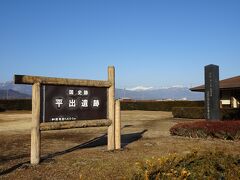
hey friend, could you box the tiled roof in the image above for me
[190,76,240,92]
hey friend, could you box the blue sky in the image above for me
[0,0,240,88]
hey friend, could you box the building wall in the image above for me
[220,90,240,108]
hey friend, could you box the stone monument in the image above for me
[205,64,220,120]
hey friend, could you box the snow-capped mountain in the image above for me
[0,89,31,99]
[116,86,203,100]
[0,82,203,100]
[126,86,154,91]
[0,81,32,95]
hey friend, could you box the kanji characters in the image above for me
[69,99,76,107]
[78,90,83,95]
[81,99,88,107]
[93,99,100,107]
[55,98,63,108]
[55,98,102,109]
[83,90,89,96]
[69,89,74,95]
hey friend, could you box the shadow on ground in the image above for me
[0,128,147,176]
[42,129,147,161]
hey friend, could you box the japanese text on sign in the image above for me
[40,85,107,122]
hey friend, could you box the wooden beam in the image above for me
[107,66,115,150]
[40,119,111,131]
[14,75,111,88]
[115,100,121,150]
[31,82,41,165]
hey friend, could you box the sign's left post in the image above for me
[31,82,41,165]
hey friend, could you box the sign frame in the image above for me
[14,66,121,165]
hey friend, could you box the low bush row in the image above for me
[172,107,204,119]
[172,107,240,120]
[132,151,240,179]
[0,106,5,112]
[221,108,240,120]
[0,99,204,112]
[170,120,240,140]
[0,99,31,111]
[121,100,204,111]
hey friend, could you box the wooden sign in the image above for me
[40,85,107,122]
[14,66,121,165]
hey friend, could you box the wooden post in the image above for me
[40,119,111,131]
[108,66,115,150]
[31,82,41,165]
[115,100,121,149]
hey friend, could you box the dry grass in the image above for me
[0,111,240,179]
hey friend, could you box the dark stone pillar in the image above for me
[205,64,220,120]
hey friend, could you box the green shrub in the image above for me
[0,106,5,112]
[172,107,240,120]
[121,101,204,111]
[0,99,205,112]
[221,108,240,120]
[0,99,31,111]
[132,151,240,179]
[170,120,240,140]
[172,107,204,119]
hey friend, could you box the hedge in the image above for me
[0,106,5,112]
[0,99,31,111]
[172,107,240,120]
[172,107,204,119]
[0,99,204,112]
[121,100,204,111]
[221,108,240,120]
[170,120,240,140]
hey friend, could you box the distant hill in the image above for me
[116,87,203,100]
[0,82,203,100]
[0,81,32,95]
[0,89,31,99]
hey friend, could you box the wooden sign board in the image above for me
[40,85,107,122]
[14,66,121,165]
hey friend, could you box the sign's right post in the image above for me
[115,99,121,150]
[31,82,41,165]
[108,66,115,150]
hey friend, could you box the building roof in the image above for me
[190,76,240,92]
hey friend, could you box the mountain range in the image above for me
[116,87,203,100]
[0,89,31,99]
[0,81,203,100]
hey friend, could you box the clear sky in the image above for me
[1,0,240,88]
